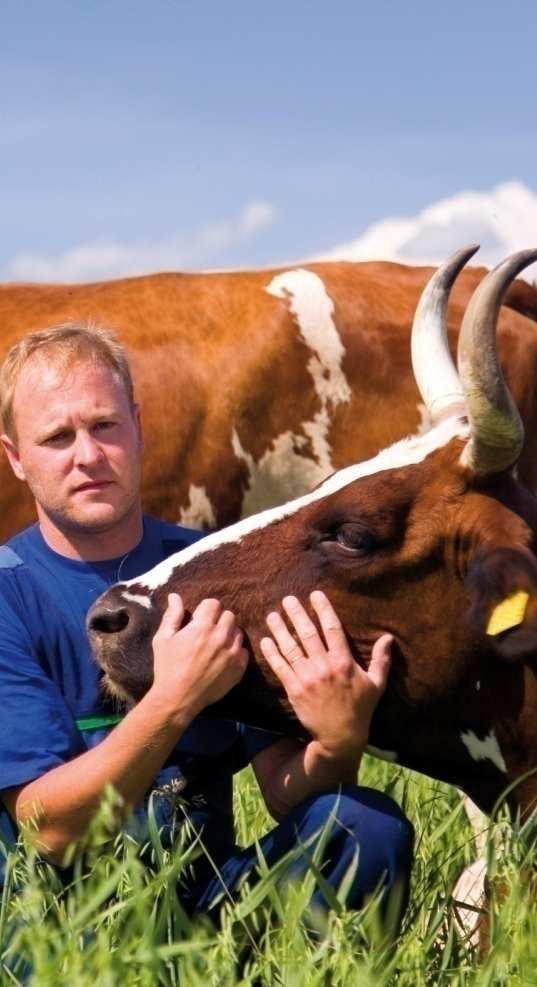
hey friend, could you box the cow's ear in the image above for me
[466,547,537,662]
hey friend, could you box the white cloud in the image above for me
[6,200,277,282]
[317,180,537,281]
[7,181,537,285]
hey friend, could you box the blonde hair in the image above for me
[0,323,136,439]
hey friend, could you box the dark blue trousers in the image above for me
[186,786,414,924]
[2,787,413,982]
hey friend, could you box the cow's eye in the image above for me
[333,523,377,554]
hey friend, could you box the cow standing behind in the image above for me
[2,258,537,542]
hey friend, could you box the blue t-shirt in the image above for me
[0,516,278,883]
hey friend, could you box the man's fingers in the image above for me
[214,609,238,647]
[367,634,393,694]
[230,629,245,654]
[155,593,185,638]
[191,597,223,626]
[282,596,325,659]
[260,636,293,687]
[266,611,305,664]
[310,591,349,651]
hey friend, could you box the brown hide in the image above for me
[89,435,537,818]
[2,261,537,541]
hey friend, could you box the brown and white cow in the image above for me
[2,256,537,543]
[88,246,537,822]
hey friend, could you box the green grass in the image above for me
[1,756,536,986]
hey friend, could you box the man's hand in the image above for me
[4,596,248,866]
[260,591,392,760]
[151,594,249,720]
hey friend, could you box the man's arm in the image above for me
[251,591,392,820]
[2,595,247,865]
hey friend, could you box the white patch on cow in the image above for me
[130,415,469,592]
[122,591,152,610]
[460,729,507,773]
[365,744,399,763]
[475,679,481,691]
[231,269,352,518]
[266,268,352,407]
[179,484,217,529]
[302,407,336,475]
[231,427,329,516]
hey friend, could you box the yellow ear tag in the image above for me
[486,591,530,636]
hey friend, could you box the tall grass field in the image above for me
[1,755,536,985]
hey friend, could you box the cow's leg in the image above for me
[450,795,489,945]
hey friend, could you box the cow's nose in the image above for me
[88,604,130,635]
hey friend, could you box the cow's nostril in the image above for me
[89,607,130,635]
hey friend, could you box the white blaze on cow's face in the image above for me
[128,414,469,593]
[122,591,152,610]
[229,269,352,517]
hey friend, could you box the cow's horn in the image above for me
[458,249,537,475]
[411,244,479,423]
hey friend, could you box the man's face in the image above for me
[2,356,143,535]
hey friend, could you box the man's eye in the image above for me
[95,421,115,431]
[45,432,69,444]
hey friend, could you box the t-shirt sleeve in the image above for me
[235,722,284,771]
[0,579,83,793]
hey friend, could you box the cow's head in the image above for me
[88,246,537,816]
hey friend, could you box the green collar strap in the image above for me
[76,713,125,732]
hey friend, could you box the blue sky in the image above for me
[2,0,537,279]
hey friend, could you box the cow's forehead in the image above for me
[131,416,469,592]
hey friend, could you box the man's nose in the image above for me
[74,431,104,466]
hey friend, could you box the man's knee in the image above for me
[290,785,414,902]
[294,785,413,845]
[338,786,414,874]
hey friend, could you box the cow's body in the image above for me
[2,260,537,542]
[88,248,537,822]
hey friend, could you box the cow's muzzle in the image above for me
[86,585,158,701]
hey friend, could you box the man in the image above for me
[0,324,413,919]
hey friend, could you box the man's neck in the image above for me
[36,505,144,562]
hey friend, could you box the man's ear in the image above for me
[0,433,26,482]
[133,403,144,451]
[466,546,537,662]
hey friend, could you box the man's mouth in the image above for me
[74,480,114,493]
